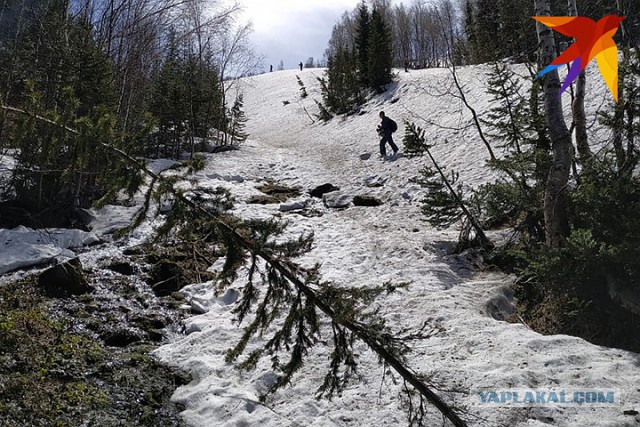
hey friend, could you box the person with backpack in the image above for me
[376,111,399,158]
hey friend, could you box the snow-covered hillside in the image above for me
[151,66,639,427]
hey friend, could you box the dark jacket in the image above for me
[379,116,394,137]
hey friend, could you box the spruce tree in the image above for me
[463,0,478,63]
[355,2,371,87]
[403,122,491,250]
[149,37,224,157]
[497,0,536,62]
[474,62,550,239]
[227,93,248,145]
[319,47,362,115]
[185,57,224,147]
[150,33,187,158]
[472,0,501,63]
[318,2,395,116]
[367,7,393,92]
[464,0,539,64]
[6,0,120,220]
[314,98,333,122]
[296,75,308,99]
[482,62,529,158]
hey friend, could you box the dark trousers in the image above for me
[380,134,398,156]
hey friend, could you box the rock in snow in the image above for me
[219,288,239,306]
[323,192,352,209]
[309,183,340,198]
[353,195,384,207]
[38,257,92,297]
[485,287,516,320]
[364,175,388,187]
[279,201,307,212]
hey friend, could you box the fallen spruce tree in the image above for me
[1,104,469,426]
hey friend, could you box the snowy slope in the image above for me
[154,66,640,427]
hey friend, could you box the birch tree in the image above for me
[534,0,572,247]
[567,0,591,163]
[393,3,412,68]
[410,1,433,67]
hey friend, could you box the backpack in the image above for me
[389,118,398,133]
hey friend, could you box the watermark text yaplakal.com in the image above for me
[477,389,622,406]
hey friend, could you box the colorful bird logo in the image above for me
[532,14,625,102]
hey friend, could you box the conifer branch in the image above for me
[1,104,81,136]
[425,139,491,250]
[404,121,492,251]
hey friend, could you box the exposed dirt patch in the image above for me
[513,283,640,353]
[0,252,194,426]
[256,181,301,202]
[248,194,282,204]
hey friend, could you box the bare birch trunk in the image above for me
[573,71,590,161]
[567,0,591,162]
[535,0,572,248]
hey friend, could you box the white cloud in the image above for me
[239,0,359,32]
[238,0,361,70]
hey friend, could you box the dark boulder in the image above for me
[148,261,185,297]
[310,183,340,198]
[101,328,143,347]
[122,246,144,256]
[353,195,384,207]
[106,261,135,276]
[38,258,93,297]
[256,182,301,202]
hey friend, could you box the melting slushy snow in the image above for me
[153,66,640,427]
[0,226,99,276]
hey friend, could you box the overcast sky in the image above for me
[238,0,362,72]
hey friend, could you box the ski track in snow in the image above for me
[154,67,640,427]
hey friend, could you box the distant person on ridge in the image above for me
[377,111,399,159]
[299,61,303,71]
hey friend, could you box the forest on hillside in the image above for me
[0,0,254,228]
[325,0,639,68]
